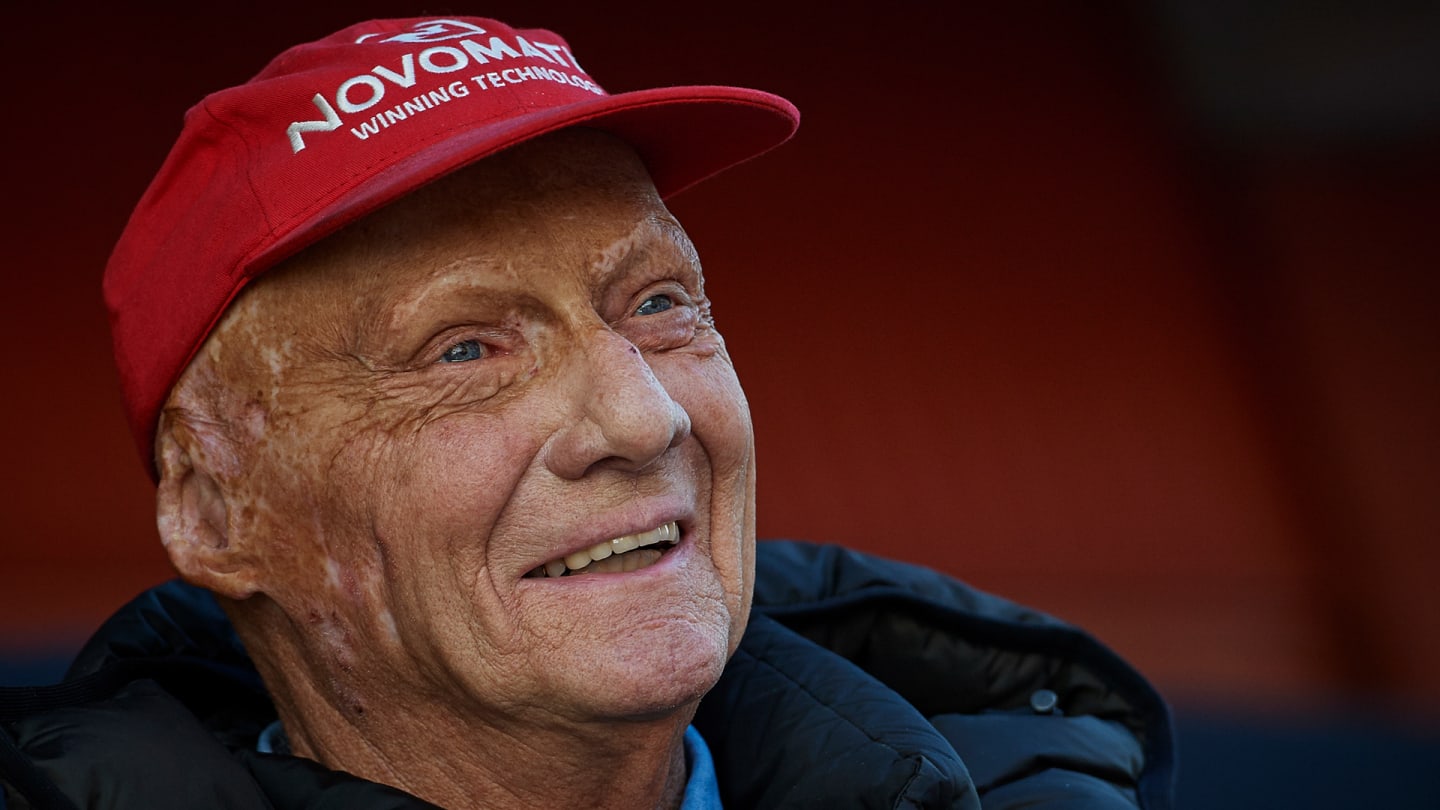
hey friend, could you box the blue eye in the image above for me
[635,294,674,316]
[439,339,485,363]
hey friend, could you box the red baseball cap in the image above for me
[103,16,799,476]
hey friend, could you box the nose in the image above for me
[543,327,692,479]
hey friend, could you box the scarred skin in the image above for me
[152,130,757,810]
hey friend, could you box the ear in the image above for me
[155,414,259,600]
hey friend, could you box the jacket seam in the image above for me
[892,755,931,810]
[737,633,959,804]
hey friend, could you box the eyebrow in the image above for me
[361,213,697,348]
[589,215,685,275]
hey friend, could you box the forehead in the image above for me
[253,129,683,310]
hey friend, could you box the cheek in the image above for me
[229,384,424,595]
[386,415,541,536]
[663,354,755,474]
[658,353,756,602]
[230,429,372,607]
[358,410,554,614]
[242,408,547,669]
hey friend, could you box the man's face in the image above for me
[175,131,756,729]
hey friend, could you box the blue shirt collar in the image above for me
[259,721,722,808]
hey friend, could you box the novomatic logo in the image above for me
[285,20,597,154]
[355,19,490,45]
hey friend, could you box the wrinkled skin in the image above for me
[154,130,757,810]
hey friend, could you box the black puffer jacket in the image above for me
[1,541,1174,809]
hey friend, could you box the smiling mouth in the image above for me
[525,521,681,578]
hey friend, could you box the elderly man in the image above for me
[0,16,1172,810]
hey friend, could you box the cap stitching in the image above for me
[199,98,279,239]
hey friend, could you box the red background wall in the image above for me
[3,2,1438,723]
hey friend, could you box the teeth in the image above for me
[528,521,680,578]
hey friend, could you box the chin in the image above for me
[568,616,734,722]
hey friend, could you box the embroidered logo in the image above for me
[355,19,490,45]
[286,19,598,154]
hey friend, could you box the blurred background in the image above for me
[3,1,1438,806]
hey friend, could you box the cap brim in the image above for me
[252,84,799,278]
